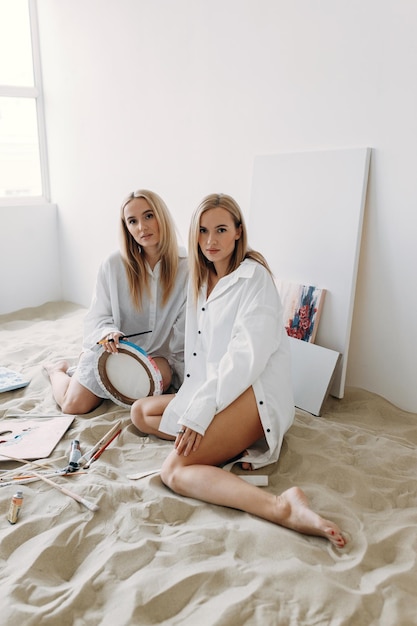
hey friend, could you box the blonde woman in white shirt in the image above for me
[44,189,188,415]
[130,193,346,547]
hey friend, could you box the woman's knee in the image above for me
[160,453,182,493]
[58,379,102,415]
[130,398,148,431]
[61,394,101,415]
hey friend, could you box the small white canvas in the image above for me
[289,338,341,416]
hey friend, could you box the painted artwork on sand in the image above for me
[276,280,326,343]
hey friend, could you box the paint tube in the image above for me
[7,490,24,524]
[68,439,82,472]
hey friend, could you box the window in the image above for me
[0,0,49,202]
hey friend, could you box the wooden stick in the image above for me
[127,468,161,480]
[0,453,61,471]
[0,471,87,489]
[0,454,68,481]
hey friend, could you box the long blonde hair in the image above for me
[188,193,271,302]
[119,189,179,308]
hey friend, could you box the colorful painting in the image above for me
[276,280,326,343]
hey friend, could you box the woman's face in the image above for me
[198,207,241,274]
[124,197,160,253]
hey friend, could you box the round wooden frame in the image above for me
[94,341,163,408]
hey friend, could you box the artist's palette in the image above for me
[0,415,74,461]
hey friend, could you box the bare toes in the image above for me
[324,525,347,548]
[241,449,253,471]
[277,487,347,548]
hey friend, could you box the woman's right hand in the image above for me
[175,426,203,457]
[99,331,125,353]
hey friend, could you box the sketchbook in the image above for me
[0,415,75,461]
[0,367,30,393]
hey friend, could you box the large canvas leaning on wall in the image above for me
[249,147,371,401]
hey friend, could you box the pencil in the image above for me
[96,330,152,345]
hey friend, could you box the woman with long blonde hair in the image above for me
[44,189,188,414]
[131,193,346,546]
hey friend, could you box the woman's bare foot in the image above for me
[241,449,253,471]
[276,486,347,548]
[42,360,70,379]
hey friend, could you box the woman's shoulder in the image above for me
[238,258,277,293]
[177,250,189,276]
[239,257,270,277]
[99,250,124,272]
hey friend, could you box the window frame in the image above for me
[0,0,50,206]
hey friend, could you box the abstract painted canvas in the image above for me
[276,280,326,343]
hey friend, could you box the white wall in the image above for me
[4,0,415,413]
[0,204,61,313]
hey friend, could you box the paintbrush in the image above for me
[0,452,99,512]
[96,330,151,345]
[83,428,121,469]
[30,470,99,512]
[78,420,122,466]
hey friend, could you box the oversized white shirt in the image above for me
[78,250,188,392]
[159,259,295,469]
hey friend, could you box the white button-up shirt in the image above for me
[160,259,295,469]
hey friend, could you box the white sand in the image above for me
[1,301,416,625]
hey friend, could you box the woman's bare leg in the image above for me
[43,361,102,414]
[131,394,175,440]
[160,387,346,547]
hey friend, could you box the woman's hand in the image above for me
[175,427,202,457]
[99,331,125,353]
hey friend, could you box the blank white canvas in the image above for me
[249,148,371,398]
[288,338,340,416]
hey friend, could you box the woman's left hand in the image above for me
[175,427,202,457]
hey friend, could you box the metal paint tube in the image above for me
[7,490,24,524]
[68,439,82,472]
